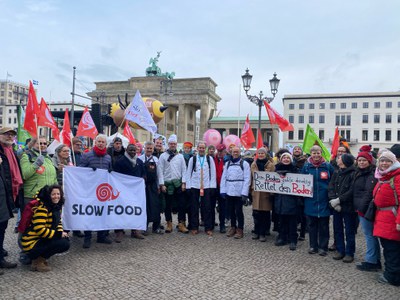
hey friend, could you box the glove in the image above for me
[220,193,227,199]
[33,155,45,169]
[241,195,250,206]
[329,198,340,208]
[334,205,342,212]
[92,167,97,171]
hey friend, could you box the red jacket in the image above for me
[373,168,400,241]
[214,156,225,187]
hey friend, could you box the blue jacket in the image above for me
[301,160,334,217]
[79,150,112,170]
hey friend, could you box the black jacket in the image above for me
[328,165,356,213]
[274,163,301,215]
[352,166,377,214]
[114,155,145,179]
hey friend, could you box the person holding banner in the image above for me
[220,146,251,239]
[52,144,73,185]
[21,185,70,272]
[79,134,113,248]
[250,147,274,242]
[185,141,217,236]
[71,137,83,166]
[107,136,125,167]
[114,143,146,241]
[301,145,334,256]
[158,134,188,234]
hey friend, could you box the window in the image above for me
[362,130,368,141]
[289,104,295,110]
[335,115,340,126]
[398,114,400,123]
[346,130,351,141]
[299,103,304,109]
[351,102,357,109]
[330,103,336,109]
[319,114,325,124]
[8,92,11,97]
[374,102,380,108]
[319,103,325,109]
[398,130,400,142]
[0,108,2,114]
[288,131,294,140]
[298,130,304,140]
[8,118,11,124]
[341,115,345,126]
[288,115,294,123]
[363,102,369,108]
[298,115,304,123]
[398,101,400,108]
[309,103,315,109]
[0,91,4,96]
[374,130,380,141]
[386,114,392,123]
[13,118,16,124]
[362,114,368,123]
[319,130,324,141]
[340,103,346,109]
[386,130,392,141]
[374,114,380,123]
[309,115,314,123]
[346,115,351,126]
[8,109,11,113]
[386,102,392,108]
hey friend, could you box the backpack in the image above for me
[226,159,244,171]
[191,155,212,178]
[17,199,40,233]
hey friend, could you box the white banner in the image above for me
[125,90,157,133]
[62,167,147,230]
[253,171,314,198]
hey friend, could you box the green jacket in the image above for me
[20,149,57,198]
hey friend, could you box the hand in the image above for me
[62,231,69,238]
[329,198,340,208]
[181,183,186,192]
[33,155,45,169]
[396,224,400,232]
[334,205,342,212]
[241,195,250,206]
[0,157,2,164]
[161,185,167,193]
[92,167,97,171]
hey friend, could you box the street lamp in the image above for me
[241,68,280,147]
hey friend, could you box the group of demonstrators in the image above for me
[0,127,399,287]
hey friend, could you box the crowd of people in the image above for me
[0,127,399,287]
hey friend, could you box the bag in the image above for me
[364,200,376,222]
[17,200,39,233]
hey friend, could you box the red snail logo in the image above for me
[96,183,120,202]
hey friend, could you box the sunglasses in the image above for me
[40,142,47,145]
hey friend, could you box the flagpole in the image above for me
[237,84,241,135]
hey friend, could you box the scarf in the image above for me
[231,156,241,163]
[3,146,23,201]
[256,158,268,171]
[167,149,177,162]
[308,156,325,168]
[93,146,107,157]
[375,161,400,179]
[124,151,137,168]
[183,152,192,162]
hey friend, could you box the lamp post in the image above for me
[241,68,280,147]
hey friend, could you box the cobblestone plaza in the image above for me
[1,208,398,300]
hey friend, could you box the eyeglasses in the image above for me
[40,142,47,145]
[1,133,16,137]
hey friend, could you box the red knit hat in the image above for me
[216,144,226,151]
[359,145,372,152]
[357,151,373,164]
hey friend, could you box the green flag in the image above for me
[17,105,31,148]
[302,124,331,161]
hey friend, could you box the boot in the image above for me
[115,231,124,243]
[31,257,51,272]
[234,228,244,239]
[131,230,145,239]
[226,227,236,237]
[178,222,189,234]
[165,221,173,233]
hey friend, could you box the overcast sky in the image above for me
[1,0,399,117]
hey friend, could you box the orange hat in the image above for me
[183,142,193,148]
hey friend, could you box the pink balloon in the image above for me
[223,135,241,148]
[203,129,222,147]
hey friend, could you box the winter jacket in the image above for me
[352,166,377,215]
[107,146,125,168]
[301,159,334,217]
[328,165,356,213]
[20,149,57,199]
[373,168,400,241]
[185,155,216,189]
[21,201,63,252]
[214,156,225,187]
[274,163,301,215]
[0,144,22,211]
[293,155,307,170]
[250,159,274,211]
[79,150,112,170]
[220,158,251,197]
[114,155,146,179]
[157,151,187,185]
[0,165,12,223]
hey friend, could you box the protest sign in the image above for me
[253,171,313,198]
[62,167,147,230]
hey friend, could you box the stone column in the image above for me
[272,127,279,153]
[200,102,210,143]
[178,104,186,143]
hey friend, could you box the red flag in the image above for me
[62,109,72,147]
[123,121,136,144]
[76,107,98,140]
[257,130,263,149]
[23,81,40,137]
[240,114,255,149]
[264,101,294,132]
[331,127,340,159]
[38,98,60,141]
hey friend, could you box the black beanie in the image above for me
[341,153,355,167]
[390,144,400,159]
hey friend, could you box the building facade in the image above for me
[0,80,29,128]
[282,92,400,153]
